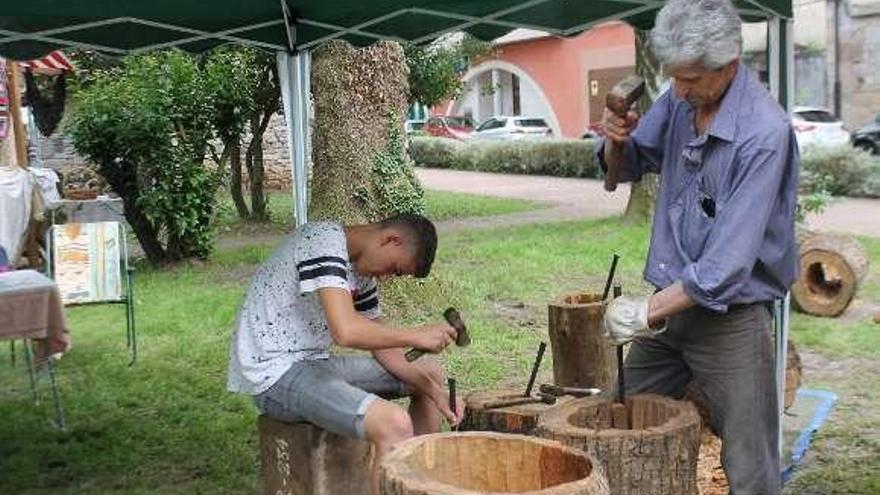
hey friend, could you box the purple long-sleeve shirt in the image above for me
[598,63,799,312]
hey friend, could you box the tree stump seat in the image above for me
[537,394,701,495]
[258,415,372,495]
[380,432,610,494]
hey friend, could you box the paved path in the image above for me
[418,168,880,238]
[417,168,629,233]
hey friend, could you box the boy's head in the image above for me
[355,214,437,281]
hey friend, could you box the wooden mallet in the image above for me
[603,75,645,192]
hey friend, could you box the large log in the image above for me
[537,394,701,495]
[460,388,574,435]
[548,293,617,395]
[792,233,869,317]
[258,416,372,495]
[379,432,610,494]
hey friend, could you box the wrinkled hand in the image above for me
[603,295,664,345]
[411,322,457,354]
[601,107,640,146]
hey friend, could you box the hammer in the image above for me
[603,75,645,192]
[539,384,602,398]
[605,75,646,118]
[481,393,557,409]
[405,307,470,362]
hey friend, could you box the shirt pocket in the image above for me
[679,183,716,261]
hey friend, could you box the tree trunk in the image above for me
[247,112,270,221]
[229,139,250,219]
[310,40,416,223]
[459,388,575,435]
[791,233,869,316]
[537,394,701,495]
[548,293,617,397]
[123,205,166,265]
[623,30,664,223]
[380,432,610,494]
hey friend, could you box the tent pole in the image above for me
[768,14,794,471]
[276,51,310,226]
[6,61,28,168]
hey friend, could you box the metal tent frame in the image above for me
[1,0,794,465]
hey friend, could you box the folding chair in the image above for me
[46,222,137,365]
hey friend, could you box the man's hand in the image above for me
[601,108,640,145]
[422,381,466,426]
[603,295,666,345]
[410,323,457,354]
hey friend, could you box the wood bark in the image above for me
[229,139,250,218]
[459,388,575,435]
[548,293,617,396]
[379,432,610,494]
[537,394,701,495]
[310,40,412,223]
[259,416,372,495]
[792,233,869,316]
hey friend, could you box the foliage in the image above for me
[404,34,495,107]
[797,169,833,224]
[68,50,220,265]
[204,46,258,151]
[800,144,880,199]
[409,136,600,178]
[355,113,427,217]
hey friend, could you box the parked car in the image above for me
[473,116,553,140]
[405,119,426,137]
[791,106,850,152]
[424,115,474,140]
[851,113,880,155]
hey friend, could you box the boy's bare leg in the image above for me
[409,358,444,435]
[364,399,413,495]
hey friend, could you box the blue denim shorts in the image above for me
[253,355,408,439]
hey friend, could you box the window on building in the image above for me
[512,74,521,116]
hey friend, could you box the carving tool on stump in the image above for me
[524,341,547,397]
[611,284,628,429]
[539,384,601,398]
[405,307,470,362]
[481,393,557,409]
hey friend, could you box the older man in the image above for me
[600,0,799,493]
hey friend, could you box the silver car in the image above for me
[473,116,553,140]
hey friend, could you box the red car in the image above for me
[424,115,475,140]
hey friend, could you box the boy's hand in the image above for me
[424,381,466,426]
[410,323,457,353]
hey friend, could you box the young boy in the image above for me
[227,214,462,494]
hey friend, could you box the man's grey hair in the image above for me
[651,0,743,70]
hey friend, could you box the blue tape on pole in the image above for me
[782,389,838,484]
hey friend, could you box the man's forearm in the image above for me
[648,281,695,327]
[372,348,439,392]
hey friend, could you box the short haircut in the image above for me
[379,214,437,278]
[651,0,742,70]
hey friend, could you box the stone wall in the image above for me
[31,111,296,191]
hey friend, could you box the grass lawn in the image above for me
[1,206,878,493]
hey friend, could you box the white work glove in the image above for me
[603,295,666,345]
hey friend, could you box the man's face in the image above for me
[668,60,738,109]
[355,231,417,281]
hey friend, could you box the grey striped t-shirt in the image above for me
[227,222,380,395]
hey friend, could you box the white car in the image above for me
[473,116,553,140]
[792,106,850,152]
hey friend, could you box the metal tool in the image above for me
[613,284,625,404]
[602,254,620,301]
[539,384,601,398]
[605,75,646,118]
[448,377,457,430]
[405,307,470,362]
[481,393,556,409]
[523,341,547,397]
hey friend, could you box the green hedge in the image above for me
[408,137,600,178]
[801,145,880,199]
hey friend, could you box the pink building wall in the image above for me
[444,23,636,138]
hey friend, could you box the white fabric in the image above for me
[29,167,61,203]
[227,222,381,395]
[0,165,44,265]
[603,295,665,345]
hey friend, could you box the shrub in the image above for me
[800,145,880,198]
[408,137,599,178]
